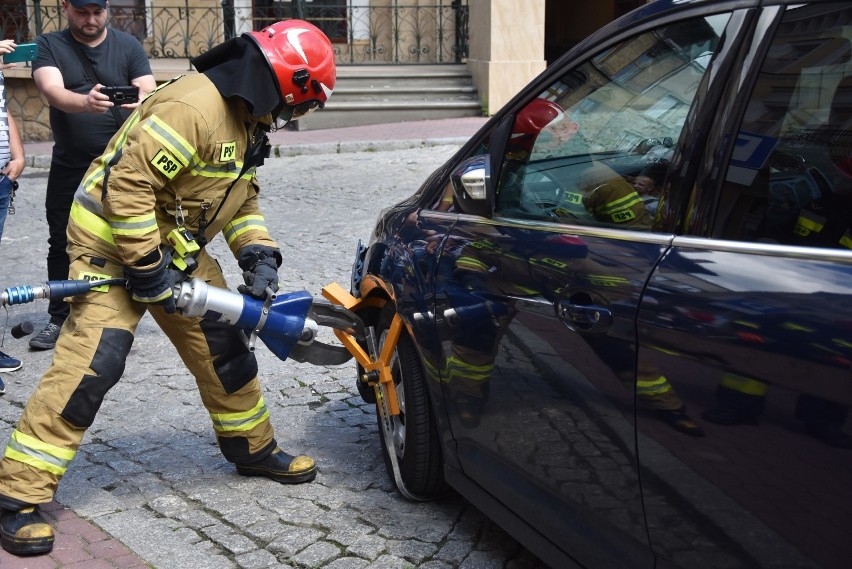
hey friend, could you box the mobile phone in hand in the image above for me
[102,85,140,104]
[2,43,38,63]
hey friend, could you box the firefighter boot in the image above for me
[235,447,317,484]
[657,407,706,437]
[0,505,55,556]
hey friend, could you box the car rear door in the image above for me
[428,6,751,568]
[636,3,852,568]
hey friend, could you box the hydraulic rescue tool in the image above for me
[0,275,415,498]
[0,277,360,367]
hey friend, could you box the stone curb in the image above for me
[26,136,471,169]
[269,136,470,157]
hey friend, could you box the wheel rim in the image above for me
[380,329,407,461]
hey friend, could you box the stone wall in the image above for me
[7,76,51,142]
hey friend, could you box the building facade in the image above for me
[0,0,645,141]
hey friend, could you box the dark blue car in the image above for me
[350,1,852,567]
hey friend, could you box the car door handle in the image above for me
[557,299,613,333]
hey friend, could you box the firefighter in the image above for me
[0,20,336,556]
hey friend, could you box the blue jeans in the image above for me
[0,176,12,243]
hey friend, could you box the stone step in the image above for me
[331,85,478,102]
[295,104,482,131]
[334,67,473,89]
[298,64,482,130]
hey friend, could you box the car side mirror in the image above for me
[450,154,494,217]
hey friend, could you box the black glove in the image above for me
[124,249,182,313]
[237,245,282,299]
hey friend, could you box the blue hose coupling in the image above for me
[1,285,37,306]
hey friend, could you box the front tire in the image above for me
[375,308,446,499]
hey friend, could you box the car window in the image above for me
[494,14,731,229]
[716,2,852,250]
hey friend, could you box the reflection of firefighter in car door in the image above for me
[438,230,705,435]
[513,98,652,228]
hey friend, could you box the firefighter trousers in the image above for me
[0,249,277,505]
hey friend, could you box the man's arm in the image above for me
[33,66,114,114]
[120,73,156,111]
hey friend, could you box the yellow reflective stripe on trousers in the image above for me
[209,397,270,433]
[223,215,269,246]
[444,355,493,383]
[720,373,767,396]
[455,256,489,273]
[637,375,672,396]
[4,429,75,476]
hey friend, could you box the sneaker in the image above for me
[0,376,4,395]
[235,447,317,484]
[0,351,20,372]
[29,322,62,351]
[0,505,55,556]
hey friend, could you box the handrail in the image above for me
[0,1,469,65]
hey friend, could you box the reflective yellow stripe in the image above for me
[143,115,195,166]
[83,113,142,191]
[637,375,672,395]
[210,397,269,433]
[110,212,159,237]
[70,201,115,245]
[781,322,813,333]
[131,288,173,303]
[720,373,767,396]
[455,256,489,273]
[471,239,499,251]
[840,231,852,249]
[599,192,643,214]
[423,358,444,382]
[444,355,493,382]
[587,274,627,287]
[222,215,269,245]
[531,257,568,270]
[81,165,107,194]
[4,429,75,476]
[597,192,642,223]
[190,159,247,179]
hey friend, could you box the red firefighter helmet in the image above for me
[510,98,566,151]
[246,20,336,120]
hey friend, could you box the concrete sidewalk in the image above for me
[22,116,490,168]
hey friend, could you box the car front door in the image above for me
[637,3,852,568]
[429,8,745,568]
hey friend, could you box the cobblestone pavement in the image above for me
[0,145,550,569]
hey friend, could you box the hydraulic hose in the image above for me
[0,279,128,307]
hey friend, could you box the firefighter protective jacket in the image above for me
[67,73,277,271]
